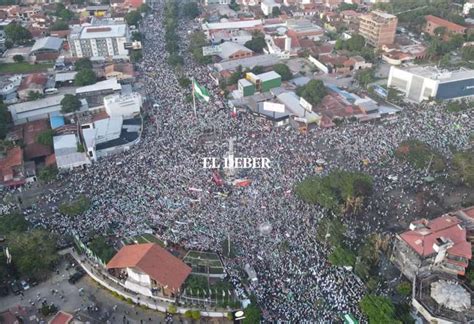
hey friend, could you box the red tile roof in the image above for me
[0,147,23,181]
[400,215,471,259]
[49,311,73,324]
[425,15,466,33]
[18,73,47,91]
[106,243,192,291]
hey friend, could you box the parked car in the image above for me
[10,281,22,295]
[20,280,30,290]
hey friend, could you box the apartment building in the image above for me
[69,24,130,59]
[358,10,397,47]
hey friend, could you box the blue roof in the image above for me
[50,116,65,129]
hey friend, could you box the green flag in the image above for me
[193,79,210,103]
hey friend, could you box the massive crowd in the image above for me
[1,0,473,321]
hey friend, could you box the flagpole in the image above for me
[192,78,197,118]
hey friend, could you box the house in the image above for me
[217,41,254,61]
[381,43,427,65]
[17,73,47,100]
[0,147,25,187]
[391,213,472,280]
[53,133,91,170]
[261,0,281,16]
[424,15,466,38]
[8,94,65,125]
[48,311,74,324]
[104,63,135,82]
[29,36,63,62]
[106,243,192,297]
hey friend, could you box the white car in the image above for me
[20,280,30,290]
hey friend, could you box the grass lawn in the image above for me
[0,62,53,74]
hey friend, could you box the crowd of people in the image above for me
[1,0,473,321]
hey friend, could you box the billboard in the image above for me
[263,102,285,113]
[202,45,222,56]
[299,97,312,112]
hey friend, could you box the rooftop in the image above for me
[74,24,128,39]
[425,15,466,32]
[8,95,64,114]
[202,19,263,31]
[392,66,474,83]
[30,37,63,54]
[76,78,122,94]
[400,214,471,259]
[106,243,192,291]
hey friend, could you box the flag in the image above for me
[193,79,210,103]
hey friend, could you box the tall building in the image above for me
[69,24,130,59]
[358,10,397,47]
[424,15,466,38]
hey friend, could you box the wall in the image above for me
[308,55,329,73]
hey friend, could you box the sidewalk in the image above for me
[68,249,230,318]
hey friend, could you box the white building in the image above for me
[69,24,130,59]
[204,0,231,4]
[104,93,142,118]
[76,78,122,97]
[387,66,474,103]
[8,95,65,125]
[261,0,281,16]
[53,134,91,170]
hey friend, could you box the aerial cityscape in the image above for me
[0,0,473,323]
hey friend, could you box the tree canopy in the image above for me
[451,150,474,187]
[5,24,32,44]
[74,69,96,86]
[273,64,292,81]
[74,58,93,71]
[243,304,261,324]
[296,79,327,106]
[360,294,401,324]
[88,237,116,263]
[8,229,58,280]
[60,94,81,113]
[0,102,9,140]
[335,34,365,52]
[295,170,373,214]
[244,35,266,53]
[37,129,54,147]
[189,31,212,65]
[0,213,28,234]
[183,2,200,18]
[125,10,142,27]
[50,20,69,31]
[395,139,446,172]
[355,68,375,88]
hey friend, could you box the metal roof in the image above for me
[30,37,63,54]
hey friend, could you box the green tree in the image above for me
[273,63,292,81]
[355,68,375,88]
[243,304,261,324]
[229,0,240,11]
[0,102,9,140]
[50,20,69,31]
[0,213,28,234]
[5,24,32,44]
[57,8,74,21]
[339,3,357,11]
[451,150,474,187]
[395,139,445,172]
[191,310,201,320]
[360,294,401,324]
[130,50,143,63]
[13,54,24,63]
[244,35,267,53]
[328,245,356,267]
[37,129,54,147]
[27,91,44,101]
[189,31,212,64]
[74,58,92,71]
[272,6,281,17]
[125,10,142,27]
[131,32,143,41]
[316,217,346,247]
[296,79,327,106]
[168,53,184,66]
[396,282,412,296]
[59,195,90,217]
[251,65,264,74]
[178,77,191,88]
[38,166,58,182]
[295,170,373,214]
[8,230,58,280]
[74,69,96,86]
[183,2,200,19]
[88,237,116,263]
[138,3,150,14]
[167,304,177,314]
[462,45,474,61]
[60,94,81,113]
